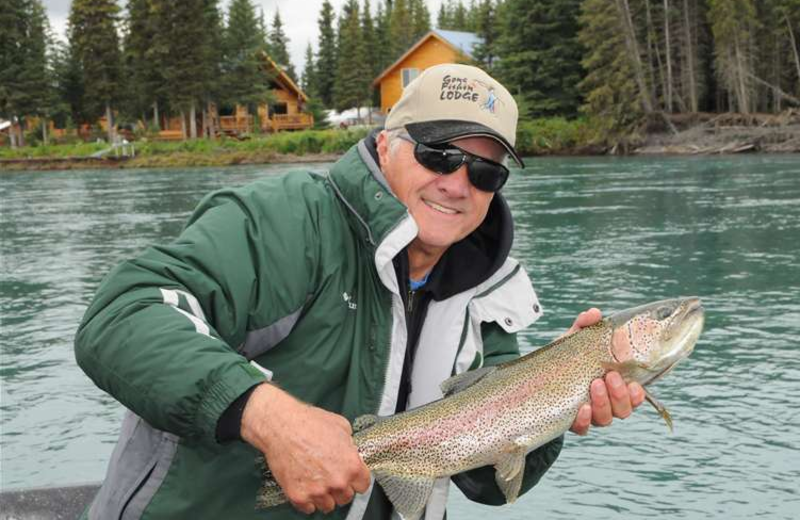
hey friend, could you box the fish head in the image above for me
[606,297,704,383]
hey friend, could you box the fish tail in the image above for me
[255,455,288,509]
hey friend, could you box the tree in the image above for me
[124,0,166,127]
[410,0,432,41]
[68,0,123,143]
[316,0,338,107]
[472,0,500,70]
[389,0,415,59]
[222,0,271,127]
[708,0,757,113]
[269,10,297,81]
[51,39,88,132]
[579,0,644,144]
[496,0,585,118]
[334,0,370,113]
[0,0,55,147]
[372,0,393,106]
[361,0,379,110]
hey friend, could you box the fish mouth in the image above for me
[646,298,704,384]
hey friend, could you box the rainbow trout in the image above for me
[257,297,704,518]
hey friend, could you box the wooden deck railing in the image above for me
[270,113,314,132]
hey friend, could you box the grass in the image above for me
[1,119,613,168]
[0,128,371,165]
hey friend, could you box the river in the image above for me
[2,155,799,518]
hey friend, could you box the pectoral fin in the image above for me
[644,388,674,432]
[494,445,527,504]
[373,471,435,520]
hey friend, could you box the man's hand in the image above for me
[564,308,646,436]
[241,384,371,515]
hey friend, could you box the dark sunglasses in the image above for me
[400,136,510,192]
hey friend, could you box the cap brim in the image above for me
[405,120,525,168]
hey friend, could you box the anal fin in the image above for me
[374,471,435,520]
[494,445,527,504]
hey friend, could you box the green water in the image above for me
[2,155,799,518]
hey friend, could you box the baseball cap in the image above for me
[384,63,524,167]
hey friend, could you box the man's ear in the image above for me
[376,131,389,170]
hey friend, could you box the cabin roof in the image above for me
[261,52,309,102]
[372,30,483,86]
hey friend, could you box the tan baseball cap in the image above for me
[385,63,524,167]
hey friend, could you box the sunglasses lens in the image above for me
[468,160,509,192]
[415,145,464,173]
[413,142,509,192]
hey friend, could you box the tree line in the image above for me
[2,0,799,148]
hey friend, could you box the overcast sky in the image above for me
[42,0,447,77]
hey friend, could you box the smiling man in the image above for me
[76,64,643,520]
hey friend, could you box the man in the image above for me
[75,64,643,519]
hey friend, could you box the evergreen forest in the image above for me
[1,0,799,148]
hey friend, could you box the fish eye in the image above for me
[656,306,673,320]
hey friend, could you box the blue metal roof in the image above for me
[432,30,483,58]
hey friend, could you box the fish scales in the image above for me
[256,297,704,519]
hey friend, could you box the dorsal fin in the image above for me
[439,366,496,397]
[353,414,381,433]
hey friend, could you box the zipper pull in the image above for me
[407,289,415,313]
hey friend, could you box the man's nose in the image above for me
[435,165,470,198]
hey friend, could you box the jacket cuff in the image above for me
[196,362,267,441]
[215,384,260,443]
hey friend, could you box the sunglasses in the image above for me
[400,136,510,193]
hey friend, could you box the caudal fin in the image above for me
[254,456,288,509]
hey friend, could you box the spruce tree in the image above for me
[68,0,122,143]
[316,0,338,107]
[270,10,297,81]
[222,0,271,118]
[410,0,432,41]
[124,0,165,127]
[708,0,757,113]
[389,0,415,58]
[362,0,378,109]
[24,0,55,143]
[579,0,643,144]
[452,0,469,30]
[437,3,450,29]
[51,39,88,131]
[334,0,370,114]
[496,0,585,118]
[0,0,53,147]
[472,0,500,70]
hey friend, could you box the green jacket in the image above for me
[75,138,562,520]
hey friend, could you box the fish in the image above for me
[256,297,705,519]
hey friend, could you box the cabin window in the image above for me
[401,68,420,88]
[271,102,288,115]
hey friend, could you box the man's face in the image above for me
[378,132,506,255]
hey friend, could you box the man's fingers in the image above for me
[570,403,592,435]
[331,486,356,507]
[629,382,645,407]
[590,378,613,426]
[312,494,337,514]
[606,372,632,419]
[351,460,372,494]
[563,308,603,338]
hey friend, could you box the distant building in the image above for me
[158,53,314,140]
[373,30,482,115]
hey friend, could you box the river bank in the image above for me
[2,114,798,171]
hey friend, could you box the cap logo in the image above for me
[438,75,501,116]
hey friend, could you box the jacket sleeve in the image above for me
[450,321,563,505]
[74,179,320,444]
